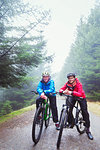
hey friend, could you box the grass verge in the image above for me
[0,104,36,124]
[88,101,100,116]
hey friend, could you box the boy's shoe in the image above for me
[55,122,60,130]
[86,128,93,140]
[36,115,42,124]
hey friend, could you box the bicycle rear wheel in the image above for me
[76,110,85,134]
[32,107,44,144]
[57,109,67,149]
[45,105,51,128]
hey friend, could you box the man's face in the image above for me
[43,76,50,83]
[68,76,75,83]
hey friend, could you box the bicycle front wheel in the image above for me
[45,105,51,128]
[32,107,44,144]
[76,110,85,134]
[57,109,67,149]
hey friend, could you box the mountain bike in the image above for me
[57,93,86,149]
[31,91,52,144]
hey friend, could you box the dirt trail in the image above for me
[0,99,100,150]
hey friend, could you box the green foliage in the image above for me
[0,101,13,116]
[24,98,36,107]
[58,3,100,101]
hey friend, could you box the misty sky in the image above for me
[23,0,95,73]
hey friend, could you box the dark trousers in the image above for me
[67,96,90,128]
[36,96,58,123]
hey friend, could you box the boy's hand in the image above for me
[40,92,47,99]
[59,89,63,95]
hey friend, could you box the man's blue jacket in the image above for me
[37,79,56,96]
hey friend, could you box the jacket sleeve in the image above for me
[72,82,83,97]
[44,80,55,94]
[59,83,67,92]
[37,81,43,95]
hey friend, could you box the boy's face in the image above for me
[68,76,75,83]
[43,76,50,83]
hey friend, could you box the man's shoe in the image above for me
[69,124,74,128]
[68,123,74,128]
[86,128,93,140]
[86,132,93,140]
[55,122,60,130]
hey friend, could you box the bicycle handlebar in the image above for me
[31,90,38,94]
[55,92,83,108]
[54,91,83,101]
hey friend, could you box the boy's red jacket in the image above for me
[59,78,86,98]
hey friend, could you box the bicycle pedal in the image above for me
[63,124,69,128]
[66,125,70,128]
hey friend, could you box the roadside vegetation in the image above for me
[0,104,36,124]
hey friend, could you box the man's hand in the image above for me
[40,92,47,99]
[63,89,72,95]
[63,89,68,94]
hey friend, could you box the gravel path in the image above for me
[0,99,100,150]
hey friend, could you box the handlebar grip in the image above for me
[31,91,38,94]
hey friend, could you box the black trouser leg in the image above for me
[79,98,90,128]
[49,96,58,123]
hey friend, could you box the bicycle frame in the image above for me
[44,99,51,121]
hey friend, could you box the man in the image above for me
[59,73,93,140]
[36,71,59,130]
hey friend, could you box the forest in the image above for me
[0,0,100,116]
[57,2,100,101]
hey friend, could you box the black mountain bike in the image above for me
[57,93,86,149]
[31,91,52,144]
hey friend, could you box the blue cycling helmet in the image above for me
[67,73,76,78]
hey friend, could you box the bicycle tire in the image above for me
[45,105,51,128]
[32,107,44,144]
[76,110,85,134]
[57,109,67,149]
